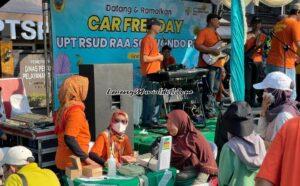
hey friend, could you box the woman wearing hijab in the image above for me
[89,110,135,167]
[253,72,299,146]
[166,110,218,184]
[218,101,266,186]
[54,75,97,171]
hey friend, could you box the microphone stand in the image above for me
[269,31,299,73]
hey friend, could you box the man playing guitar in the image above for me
[245,16,266,107]
[195,13,227,117]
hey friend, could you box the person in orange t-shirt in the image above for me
[255,117,300,186]
[140,18,164,128]
[54,75,97,171]
[245,16,266,106]
[194,13,228,117]
[89,110,134,167]
[266,3,300,100]
[161,45,176,71]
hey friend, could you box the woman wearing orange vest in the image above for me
[54,75,97,171]
[89,110,135,167]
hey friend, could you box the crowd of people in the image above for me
[139,2,300,121]
[194,3,300,117]
[1,72,300,186]
[44,72,300,186]
[165,71,300,185]
[136,2,300,186]
[1,2,300,186]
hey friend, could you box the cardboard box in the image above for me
[70,155,82,170]
[65,167,82,180]
[82,165,103,177]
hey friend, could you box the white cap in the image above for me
[0,146,34,166]
[253,71,292,91]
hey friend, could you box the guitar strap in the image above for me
[216,30,222,42]
[210,30,222,47]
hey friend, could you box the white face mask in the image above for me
[112,122,127,134]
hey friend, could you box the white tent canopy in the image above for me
[211,0,293,8]
[0,0,42,22]
[260,0,293,7]
[210,0,252,8]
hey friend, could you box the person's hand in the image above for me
[85,158,98,166]
[211,49,221,56]
[221,42,227,47]
[121,156,136,163]
[157,53,164,61]
[261,93,272,117]
[116,162,122,168]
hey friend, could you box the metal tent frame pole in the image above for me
[47,0,55,115]
[42,0,50,116]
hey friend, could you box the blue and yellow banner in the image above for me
[50,0,212,109]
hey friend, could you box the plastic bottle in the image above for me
[107,154,116,177]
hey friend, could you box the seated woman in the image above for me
[89,110,134,167]
[219,101,266,186]
[54,75,97,171]
[253,71,299,147]
[166,110,218,185]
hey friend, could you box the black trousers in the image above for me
[245,59,265,106]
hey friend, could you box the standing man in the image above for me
[195,13,227,117]
[266,3,300,100]
[140,18,164,128]
[245,16,267,107]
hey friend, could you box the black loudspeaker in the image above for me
[79,64,133,141]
